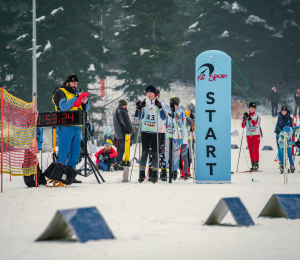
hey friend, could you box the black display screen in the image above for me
[37,110,83,127]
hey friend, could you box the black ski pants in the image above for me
[116,137,125,163]
[271,102,278,117]
[140,132,160,172]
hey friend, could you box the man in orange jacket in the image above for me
[94,140,118,171]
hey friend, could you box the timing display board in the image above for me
[37,110,83,127]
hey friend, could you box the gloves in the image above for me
[190,112,195,119]
[98,155,109,161]
[243,112,252,121]
[136,99,146,110]
[154,99,162,109]
[295,140,300,148]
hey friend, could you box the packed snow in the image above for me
[189,21,198,29]
[51,6,64,16]
[44,41,51,51]
[87,64,95,71]
[221,30,229,37]
[1,114,300,260]
[16,34,28,41]
[140,48,150,55]
[36,16,45,22]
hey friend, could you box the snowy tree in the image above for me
[12,0,114,133]
[116,0,178,99]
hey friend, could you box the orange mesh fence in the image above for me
[0,87,37,177]
[231,99,245,120]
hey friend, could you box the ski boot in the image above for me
[173,171,178,180]
[152,171,158,183]
[188,167,192,178]
[148,168,153,182]
[160,169,168,182]
[110,163,115,172]
[138,171,145,183]
[278,162,281,169]
[249,162,255,172]
[280,165,284,174]
[290,164,295,173]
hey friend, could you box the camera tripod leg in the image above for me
[88,156,105,183]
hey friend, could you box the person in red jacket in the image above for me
[94,140,118,171]
[242,101,262,172]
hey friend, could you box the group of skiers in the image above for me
[135,85,195,183]
[242,95,300,174]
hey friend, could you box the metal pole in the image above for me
[32,0,37,103]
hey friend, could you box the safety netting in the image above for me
[0,87,37,177]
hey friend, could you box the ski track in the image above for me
[1,115,300,260]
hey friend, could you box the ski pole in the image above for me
[130,112,143,181]
[236,126,245,172]
[175,114,185,180]
[156,108,159,176]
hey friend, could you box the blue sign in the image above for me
[195,50,231,183]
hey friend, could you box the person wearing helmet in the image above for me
[242,101,261,172]
[52,74,90,183]
[94,140,118,171]
[278,126,300,173]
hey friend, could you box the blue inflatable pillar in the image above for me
[195,50,231,183]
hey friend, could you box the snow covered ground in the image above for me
[1,115,300,260]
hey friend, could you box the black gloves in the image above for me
[295,140,300,148]
[98,155,109,161]
[136,99,146,110]
[190,112,195,119]
[170,100,175,110]
[243,112,252,121]
[155,99,162,109]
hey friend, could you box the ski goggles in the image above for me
[105,141,112,146]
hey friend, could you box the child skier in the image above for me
[242,101,261,171]
[278,126,300,173]
[136,85,167,183]
[94,140,118,171]
[165,96,184,180]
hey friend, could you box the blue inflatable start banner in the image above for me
[195,50,231,183]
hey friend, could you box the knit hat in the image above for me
[248,101,256,108]
[65,73,78,83]
[145,85,157,94]
[170,96,180,106]
[119,99,127,106]
[272,87,276,91]
[281,105,288,111]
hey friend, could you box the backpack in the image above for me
[23,163,47,187]
[43,162,77,185]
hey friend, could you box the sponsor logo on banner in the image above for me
[197,63,227,82]
[145,121,155,127]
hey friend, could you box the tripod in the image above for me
[77,110,105,184]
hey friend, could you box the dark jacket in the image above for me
[113,106,132,139]
[294,92,300,105]
[274,110,293,134]
[270,91,278,104]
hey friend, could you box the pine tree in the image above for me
[12,0,114,135]
[116,0,178,100]
[0,1,20,92]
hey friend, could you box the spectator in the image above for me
[94,140,118,171]
[274,105,293,166]
[113,99,133,170]
[294,89,300,116]
[270,87,278,117]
